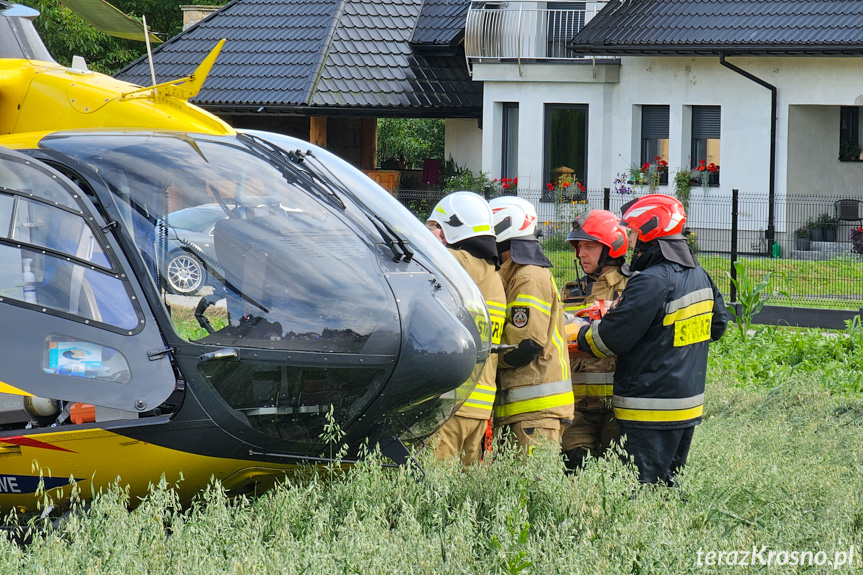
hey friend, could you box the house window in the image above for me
[641,105,669,186]
[839,106,860,161]
[544,104,588,201]
[502,103,519,181]
[691,105,720,186]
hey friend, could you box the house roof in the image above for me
[569,0,863,56]
[115,0,480,117]
[410,0,470,53]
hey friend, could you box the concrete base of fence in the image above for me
[789,240,854,260]
[733,304,862,330]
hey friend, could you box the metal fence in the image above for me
[394,187,863,310]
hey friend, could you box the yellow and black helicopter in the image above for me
[0,2,490,513]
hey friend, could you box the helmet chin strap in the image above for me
[581,245,617,278]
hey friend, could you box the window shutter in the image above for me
[692,106,721,139]
[642,105,669,139]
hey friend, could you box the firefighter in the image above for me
[489,196,573,451]
[575,195,728,484]
[427,192,507,465]
[560,210,629,471]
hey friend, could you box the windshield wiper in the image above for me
[301,151,414,263]
[237,133,346,211]
[237,133,414,263]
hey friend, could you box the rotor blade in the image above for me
[60,0,162,43]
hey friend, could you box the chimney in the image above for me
[180,5,221,30]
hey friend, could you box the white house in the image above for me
[464,0,863,254]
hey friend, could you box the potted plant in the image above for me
[795,226,810,251]
[694,160,719,191]
[817,212,838,242]
[806,216,823,242]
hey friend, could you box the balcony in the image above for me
[465,1,606,68]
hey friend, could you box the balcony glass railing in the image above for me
[465,1,604,64]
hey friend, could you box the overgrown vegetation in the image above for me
[4,325,863,573]
[22,0,225,73]
[376,118,445,170]
[4,356,863,571]
[725,261,789,339]
[709,319,863,393]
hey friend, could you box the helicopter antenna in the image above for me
[143,14,157,90]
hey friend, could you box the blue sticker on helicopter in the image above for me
[0,475,77,494]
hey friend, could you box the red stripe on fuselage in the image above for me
[1,436,75,453]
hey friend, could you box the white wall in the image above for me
[475,55,863,235]
[444,118,483,175]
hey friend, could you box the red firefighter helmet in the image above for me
[566,210,628,258]
[620,194,686,242]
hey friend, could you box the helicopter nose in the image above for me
[382,292,478,411]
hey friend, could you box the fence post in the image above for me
[730,188,739,303]
[603,187,610,211]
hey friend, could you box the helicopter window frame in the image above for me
[0,228,146,335]
[0,156,146,336]
[0,188,116,273]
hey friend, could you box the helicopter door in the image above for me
[0,149,176,416]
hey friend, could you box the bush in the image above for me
[377,118,445,169]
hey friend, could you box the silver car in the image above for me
[157,204,226,294]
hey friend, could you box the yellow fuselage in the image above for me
[0,427,296,513]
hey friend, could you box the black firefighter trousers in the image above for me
[619,424,695,485]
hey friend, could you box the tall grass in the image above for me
[3,328,863,573]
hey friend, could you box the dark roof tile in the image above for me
[116,0,480,116]
[570,0,863,55]
[410,0,470,48]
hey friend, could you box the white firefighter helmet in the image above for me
[427,191,494,244]
[489,196,538,242]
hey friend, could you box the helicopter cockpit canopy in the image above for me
[36,131,485,355]
[21,130,489,449]
[0,2,55,62]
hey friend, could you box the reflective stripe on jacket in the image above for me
[576,259,728,429]
[566,267,627,411]
[449,249,507,420]
[495,258,573,426]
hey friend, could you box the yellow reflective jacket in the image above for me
[494,258,573,426]
[565,267,627,412]
[449,249,507,420]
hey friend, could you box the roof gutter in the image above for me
[719,53,777,248]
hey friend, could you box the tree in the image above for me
[22,0,138,73]
[377,118,445,169]
[21,0,228,74]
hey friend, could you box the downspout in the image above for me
[719,54,777,250]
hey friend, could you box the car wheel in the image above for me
[165,252,207,295]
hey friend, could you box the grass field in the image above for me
[3,325,863,573]
[544,246,863,310]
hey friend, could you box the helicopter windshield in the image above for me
[239,130,492,359]
[40,132,397,354]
